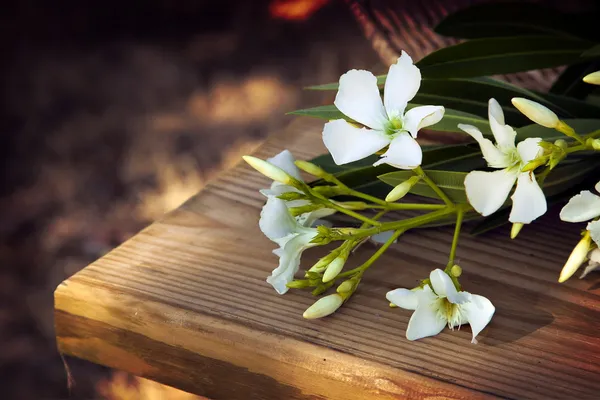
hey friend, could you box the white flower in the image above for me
[259,196,319,294]
[459,98,547,224]
[387,269,495,343]
[259,150,335,227]
[560,181,600,247]
[322,51,444,169]
[580,248,600,279]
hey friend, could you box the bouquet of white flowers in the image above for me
[243,2,600,342]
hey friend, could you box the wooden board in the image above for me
[55,118,600,399]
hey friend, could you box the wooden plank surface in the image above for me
[55,118,600,399]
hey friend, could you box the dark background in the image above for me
[0,0,382,398]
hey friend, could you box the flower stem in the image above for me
[413,166,453,206]
[338,229,405,278]
[446,207,464,269]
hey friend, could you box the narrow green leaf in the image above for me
[549,61,600,98]
[435,2,599,41]
[378,170,469,203]
[287,105,345,120]
[516,119,600,140]
[415,36,594,79]
[306,75,386,91]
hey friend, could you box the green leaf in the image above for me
[434,2,599,41]
[582,45,600,58]
[549,61,600,99]
[535,92,600,119]
[287,105,345,120]
[415,36,595,79]
[516,119,600,140]
[306,75,386,91]
[378,170,469,203]
[288,103,490,134]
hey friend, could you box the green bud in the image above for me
[385,176,420,202]
[511,223,524,239]
[295,160,328,178]
[277,191,308,201]
[553,139,568,150]
[303,294,344,319]
[312,185,341,197]
[289,203,323,217]
[322,256,346,282]
[336,280,355,294]
[286,280,312,289]
[450,264,462,277]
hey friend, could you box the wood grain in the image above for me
[55,118,600,399]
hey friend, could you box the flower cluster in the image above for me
[243,50,600,343]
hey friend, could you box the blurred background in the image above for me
[0,0,595,398]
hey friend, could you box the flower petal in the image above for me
[458,124,509,168]
[335,70,388,130]
[259,197,300,241]
[384,51,421,118]
[516,137,543,164]
[386,288,419,310]
[488,98,517,151]
[322,119,390,165]
[464,169,518,216]
[370,230,399,244]
[373,132,422,169]
[297,207,337,228]
[406,287,446,341]
[430,269,470,304]
[588,220,600,247]
[509,172,547,223]
[403,105,445,138]
[560,191,600,222]
[462,294,495,343]
[267,233,316,294]
[266,150,302,180]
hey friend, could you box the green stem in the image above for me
[325,201,382,226]
[338,229,405,278]
[414,166,453,206]
[446,208,464,269]
[339,206,456,240]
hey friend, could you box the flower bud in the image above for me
[511,98,559,128]
[385,176,420,202]
[294,160,327,178]
[553,139,567,150]
[243,156,293,185]
[510,223,524,239]
[322,256,346,282]
[583,70,600,85]
[450,264,462,277]
[559,232,592,283]
[303,294,344,319]
[336,279,355,294]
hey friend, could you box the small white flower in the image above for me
[323,51,444,169]
[387,269,495,343]
[259,196,319,294]
[460,98,547,224]
[259,150,335,227]
[560,181,600,247]
[580,248,600,279]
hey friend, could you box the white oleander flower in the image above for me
[259,150,335,227]
[259,196,319,294]
[323,51,444,169]
[459,98,547,224]
[387,269,495,343]
[580,248,600,279]
[560,181,600,247]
